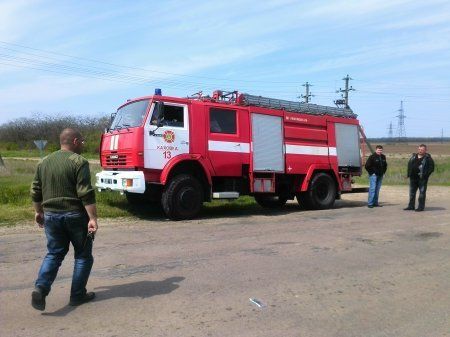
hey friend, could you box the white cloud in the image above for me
[379,12,450,30]
[0,75,120,103]
[0,0,44,40]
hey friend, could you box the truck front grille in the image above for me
[105,154,128,166]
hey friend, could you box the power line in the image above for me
[0,40,307,85]
[353,78,450,90]
[1,40,450,105]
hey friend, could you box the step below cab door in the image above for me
[143,101,190,170]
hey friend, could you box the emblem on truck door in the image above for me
[163,130,175,143]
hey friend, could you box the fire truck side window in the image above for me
[150,103,184,127]
[209,108,236,134]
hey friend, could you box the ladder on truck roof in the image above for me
[237,93,357,119]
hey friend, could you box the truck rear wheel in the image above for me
[299,173,336,210]
[162,174,204,220]
[254,195,288,209]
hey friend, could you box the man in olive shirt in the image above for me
[30,128,98,310]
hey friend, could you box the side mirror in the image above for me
[107,112,118,132]
[110,112,117,124]
[155,102,164,126]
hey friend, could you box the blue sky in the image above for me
[0,0,449,137]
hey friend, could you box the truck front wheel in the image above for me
[162,174,204,220]
[299,173,336,210]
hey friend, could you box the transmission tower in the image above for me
[335,74,355,108]
[388,122,393,138]
[396,101,406,140]
[300,82,314,103]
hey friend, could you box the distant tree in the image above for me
[0,113,110,153]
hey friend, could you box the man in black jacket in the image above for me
[404,144,435,212]
[365,145,388,208]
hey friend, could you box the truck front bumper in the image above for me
[95,170,146,194]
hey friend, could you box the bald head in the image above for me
[60,128,84,154]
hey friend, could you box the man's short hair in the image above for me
[60,128,82,145]
[376,145,383,149]
[419,144,427,149]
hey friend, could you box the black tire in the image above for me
[295,192,307,210]
[254,194,288,209]
[161,174,204,220]
[300,173,336,210]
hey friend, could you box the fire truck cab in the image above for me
[96,89,365,220]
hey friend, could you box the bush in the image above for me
[0,113,109,155]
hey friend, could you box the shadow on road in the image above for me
[333,200,368,209]
[422,207,447,211]
[42,276,184,317]
[110,199,372,221]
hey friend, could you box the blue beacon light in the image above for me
[154,88,162,95]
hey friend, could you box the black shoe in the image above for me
[403,207,414,210]
[374,204,383,207]
[31,287,46,311]
[415,208,424,212]
[69,292,95,306]
[368,205,374,208]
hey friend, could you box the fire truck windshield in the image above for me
[110,99,150,130]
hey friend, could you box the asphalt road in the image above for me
[1,186,449,337]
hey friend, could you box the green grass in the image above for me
[1,149,43,158]
[354,156,450,186]
[1,155,449,226]
[0,158,259,226]
[0,149,100,160]
[0,159,38,225]
[0,159,129,226]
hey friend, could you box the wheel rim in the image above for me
[315,181,329,201]
[179,188,198,210]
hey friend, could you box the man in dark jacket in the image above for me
[404,144,435,212]
[364,145,388,208]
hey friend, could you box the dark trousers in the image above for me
[408,177,428,210]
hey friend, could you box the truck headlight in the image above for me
[122,178,133,187]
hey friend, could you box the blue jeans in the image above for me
[368,174,383,206]
[35,211,93,299]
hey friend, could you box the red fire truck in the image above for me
[96,89,366,220]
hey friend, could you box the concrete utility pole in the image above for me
[335,74,355,108]
[301,82,314,103]
[396,101,406,140]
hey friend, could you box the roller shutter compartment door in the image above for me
[251,114,284,172]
